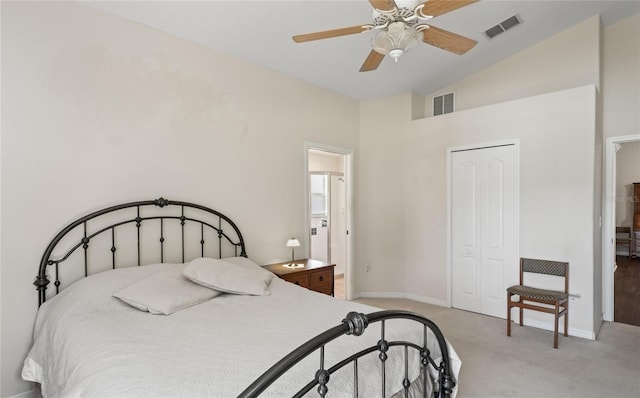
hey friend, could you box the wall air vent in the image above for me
[433,92,455,116]
[484,14,523,39]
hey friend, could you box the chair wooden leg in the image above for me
[507,295,512,337]
[553,302,559,349]
[564,304,569,337]
[519,300,523,327]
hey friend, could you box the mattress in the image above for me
[22,261,461,397]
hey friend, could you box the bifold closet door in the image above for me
[451,145,517,318]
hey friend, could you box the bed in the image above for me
[22,198,460,397]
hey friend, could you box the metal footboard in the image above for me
[239,310,455,398]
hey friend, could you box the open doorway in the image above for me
[305,144,354,300]
[603,134,640,324]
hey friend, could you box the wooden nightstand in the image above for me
[264,259,335,296]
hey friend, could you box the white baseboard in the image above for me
[357,292,449,308]
[358,293,595,340]
[358,291,405,299]
[518,318,595,340]
[404,293,449,307]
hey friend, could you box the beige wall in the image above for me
[616,142,640,226]
[406,85,597,334]
[403,11,639,333]
[0,2,359,395]
[357,93,413,294]
[603,14,640,138]
[359,86,598,335]
[423,16,601,117]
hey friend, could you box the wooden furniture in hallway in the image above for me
[633,183,640,256]
[616,226,634,258]
[617,184,639,258]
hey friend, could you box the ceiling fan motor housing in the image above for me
[371,0,433,29]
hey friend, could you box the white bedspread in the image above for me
[23,263,461,397]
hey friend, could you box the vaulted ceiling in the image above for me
[86,1,640,99]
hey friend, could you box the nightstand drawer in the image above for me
[309,268,333,289]
[283,273,310,288]
[313,284,333,296]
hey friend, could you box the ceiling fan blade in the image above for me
[423,26,477,55]
[360,50,385,72]
[292,25,369,43]
[418,0,478,18]
[368,0,397,11]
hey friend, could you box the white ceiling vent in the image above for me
[433,92,455,116]
[484,14,523,39]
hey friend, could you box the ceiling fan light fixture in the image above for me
[372,21,420,63]
[388,48,404,62]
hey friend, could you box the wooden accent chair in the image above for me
[507,258,569,349]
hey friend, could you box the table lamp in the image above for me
[284,238,302,268]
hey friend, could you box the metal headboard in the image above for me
[35,197,246,306]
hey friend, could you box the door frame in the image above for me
[602,134,640,321]
[304,142,355,300]
[447,139,520,308]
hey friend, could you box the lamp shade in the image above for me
[372,21,421,62]
[286,238,301,248]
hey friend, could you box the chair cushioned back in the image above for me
[522,258,567,276]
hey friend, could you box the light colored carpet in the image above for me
[353,297,640,398]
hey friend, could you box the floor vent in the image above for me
[484,14,522,39]
[433,92,455,116]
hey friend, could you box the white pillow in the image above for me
[183,257,273,296]
[223,256,273,274]
[113,267,220,315]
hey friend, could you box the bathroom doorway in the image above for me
[306,145,353,299]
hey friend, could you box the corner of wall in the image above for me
[594,312,605,339]
[411,92,426,120]
[593,15,605,329]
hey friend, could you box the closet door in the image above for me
[451,145,517,318]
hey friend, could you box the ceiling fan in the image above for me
[293,0,479,72]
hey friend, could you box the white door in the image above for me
[451,145,517,318]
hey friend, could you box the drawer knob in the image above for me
[319,276,324,282]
